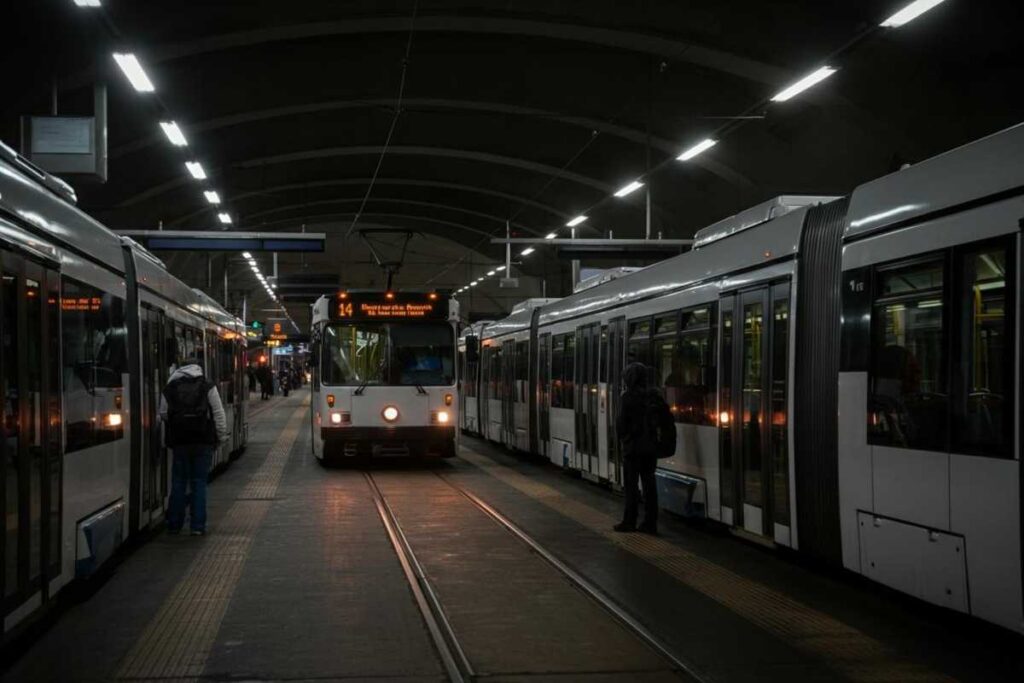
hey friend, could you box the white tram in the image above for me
[0,142,249,641]
[459,122,1024,633]
[310,291,459,462]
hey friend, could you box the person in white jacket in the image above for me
[158,358,229,536]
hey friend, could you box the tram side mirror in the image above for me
[466,335,480,364]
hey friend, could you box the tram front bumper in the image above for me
[321,425,456,458]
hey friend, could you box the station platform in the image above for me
[4,388,1022,683]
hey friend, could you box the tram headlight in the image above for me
[382,405,400,422]
[104,413,123,428]
[432,410,450,425]
[330,412,342,425]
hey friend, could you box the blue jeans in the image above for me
[168,445,213,532]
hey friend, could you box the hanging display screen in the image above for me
[334,291,448,320]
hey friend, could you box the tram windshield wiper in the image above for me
[413,383,427,395]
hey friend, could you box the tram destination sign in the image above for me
[335,291,448,320]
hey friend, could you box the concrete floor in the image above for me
[3,387,1023,682]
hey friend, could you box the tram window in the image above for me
[322,324,386,385]
[599,326,608,383]
[627,318,651,367]
[719,307,734,509]
[563,334,575,409]
[653,335,678,401]
[61,278,126,453]
[954,244,1013,458]
[551,336,564,408]
[3,261,19,596]
[676,305,716,425]
[771,294,790,526]
[869,259,947,451]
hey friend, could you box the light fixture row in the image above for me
[110,48,231,224]
[525,0,948,248]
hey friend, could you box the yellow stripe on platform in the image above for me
[116,400,308,682]
[459,448,955,683]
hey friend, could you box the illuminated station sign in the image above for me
[335,291,447,320]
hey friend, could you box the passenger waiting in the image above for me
[159,357,229,536]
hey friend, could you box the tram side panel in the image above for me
[839,194,1024,633]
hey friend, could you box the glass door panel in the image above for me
[741,297,765,516]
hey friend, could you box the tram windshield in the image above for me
[322,322,455,386]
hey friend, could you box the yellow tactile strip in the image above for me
[459,448,955,683]
[116,401,308,682]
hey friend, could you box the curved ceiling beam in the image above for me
[150,17,789,85]
[117,145,617,208]
[241,198,547,237]
[111,98,758,191]
[167,177,575,227]
[251,211,510,244]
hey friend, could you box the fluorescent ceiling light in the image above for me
[159,121,187,146]
[112,53,155,92]
[218,212,232,225]
[521,247,535,256]
[205,191,221,205]
[74,0,102,7]
[566,215,588,227]
[185,161,206,180]
[614,180,643,197]
[677,138,717,161]
[241,251,252,259]
[487,270,496,276]
[470,281,478,287]
[881,0,946,27]
[545,232,558,240]
[770,66,837,102]
[496,265,506,272]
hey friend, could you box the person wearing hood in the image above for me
[158,357,229,536]
[614,362,659,534]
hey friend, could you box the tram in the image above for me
[310,290,459,462]
[0,142,249,641]
[459,122,1024,633]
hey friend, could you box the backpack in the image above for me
[164,375,215,447]
[642,391,677,458]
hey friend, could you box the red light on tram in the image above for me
[385,292,395,300]
[339,292,349,300]
[428,292,438,301]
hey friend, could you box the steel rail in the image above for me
[435,471,709,683]
[363,472,474,682]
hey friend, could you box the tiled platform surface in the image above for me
[3,388,1022,682]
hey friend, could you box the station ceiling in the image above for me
[3,1,1022,327]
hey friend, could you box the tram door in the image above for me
[1,253,61,611]
[719,283,791,539]
[501,340,515,446]
[574,324,600,475]
[538,333,551,459]
[605,317,626,485]
[140,307,169,524]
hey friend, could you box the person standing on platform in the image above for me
[247,362,257,395]
[159,357,228,536]
[259,363,272,400]
[614,362,661,535]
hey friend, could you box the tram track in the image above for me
[364,468,706,683]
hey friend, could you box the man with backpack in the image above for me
[159,357,229,536]
[614,362,676,535]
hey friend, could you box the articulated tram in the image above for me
[0,143,249,642]
[459,123,1024,633]
[310,290,459,462]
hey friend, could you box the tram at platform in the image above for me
[310,290,459,462]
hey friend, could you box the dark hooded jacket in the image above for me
[616,363,656,461]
